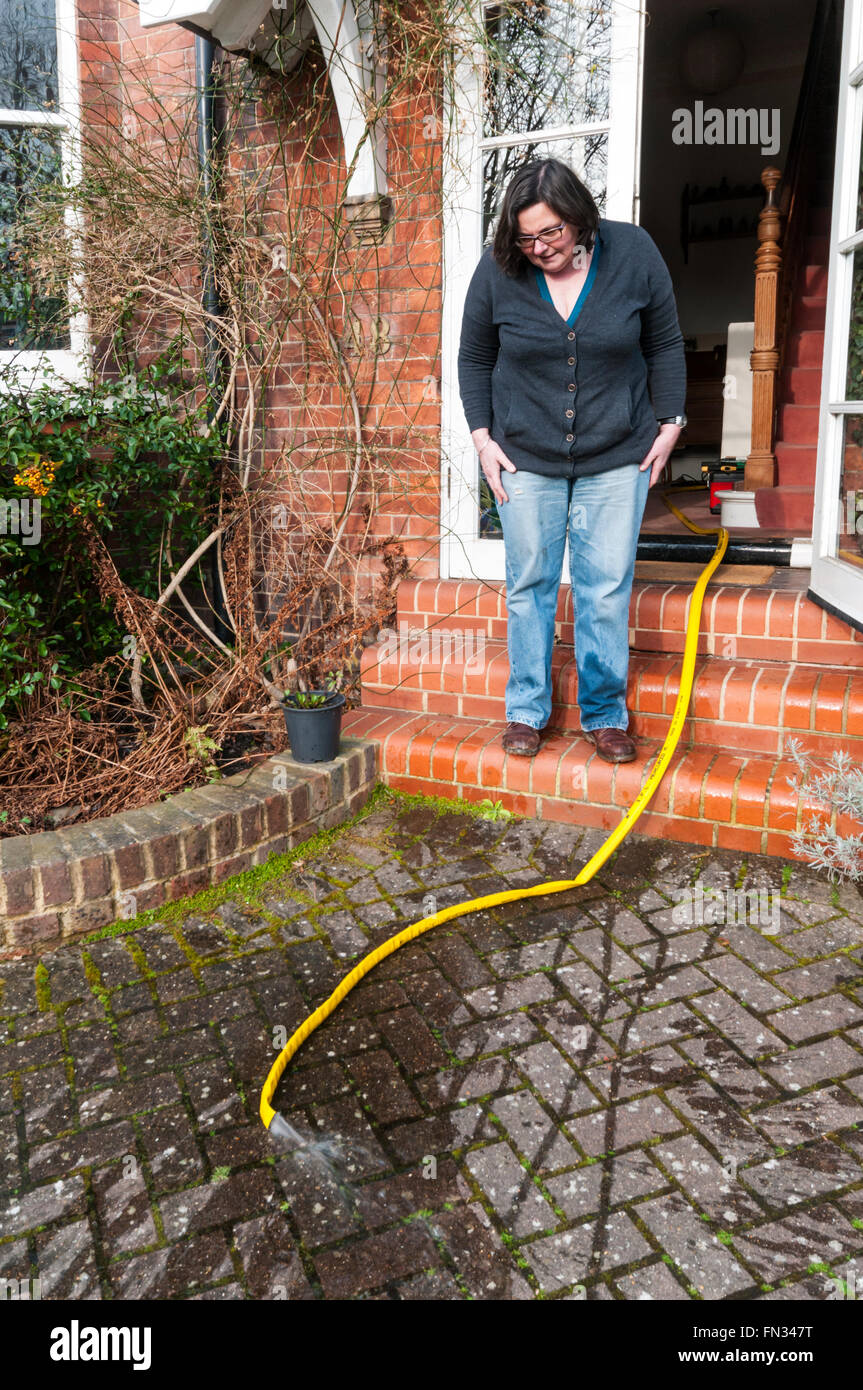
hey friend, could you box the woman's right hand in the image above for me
[475,435,517,505]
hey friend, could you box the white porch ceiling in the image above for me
[137,0,387,201]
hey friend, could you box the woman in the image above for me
[457,158,686,763]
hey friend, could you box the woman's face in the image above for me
[515,201,582,272]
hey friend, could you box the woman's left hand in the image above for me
[639,422,682,488]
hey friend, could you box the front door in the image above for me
[810,0,863,628]
[440,0,646,581]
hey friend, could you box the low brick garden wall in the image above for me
[0,738,378,949]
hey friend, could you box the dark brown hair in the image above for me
[492,158,600,277]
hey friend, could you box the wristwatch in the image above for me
[658,414,687,427]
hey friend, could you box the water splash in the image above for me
[268,1112,353,1182]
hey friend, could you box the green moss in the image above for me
[34,961,50,1011]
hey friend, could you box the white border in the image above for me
[0,0,87,390]
[809,0,863,624]
[440,0,646,581]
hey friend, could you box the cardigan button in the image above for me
[567,383,575,392]
[565,409,574,418]
[567,331,575,340]
[568,356,575,365]
[566,433,574,442]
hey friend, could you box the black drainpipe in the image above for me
[195,34,232,645]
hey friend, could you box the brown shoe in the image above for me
[582,726,637,763]
[502,722,541,756]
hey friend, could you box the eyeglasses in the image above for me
[514,222,568,249]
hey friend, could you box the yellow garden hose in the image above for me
[260,493,729,1136]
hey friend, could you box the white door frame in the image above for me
[440,0,646,582]
[809,0,863,629]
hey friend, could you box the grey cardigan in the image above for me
[457,219,687,478]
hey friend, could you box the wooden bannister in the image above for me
[745,168,783,491]
[745,0,839,491]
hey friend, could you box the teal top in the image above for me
[534,235,602,326]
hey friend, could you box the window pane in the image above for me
[0,0,58,112]
[846,246,863,400]
[481,133,608,245]
[837,414,863,569]
[484,0,611,138]
[0,126,69,350]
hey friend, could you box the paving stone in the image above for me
[553,960,629,1019]
[0,1176,86,1236]
[278,1059,351,1108]
[615,1260,692,1300]
[568,1094,682,1158]
[308,1096,390,1177]
[352,1159,468,1228]
[20,1063,72,1143]
[602,1001,706,1052]
[314,1224,438,1298]
[387,1269,463,1299]
[545,1150,667,1218]
[216,1016,273,1084]
[637,1192,753,1297]
[348,1050,422,1123]
[631,931,715,971]
[698,956,792,1012]
[677,1034,782,1106]
[78,1074,182,1126]
[28,1121,137,1182]
[788,919,863,958]
[416,1057,514,1106]
[771,957,861,997]
[515,1040,599,1114]
[430,1203,533,1299]
[159,1168,278,1239]
[523,1211,653,1290]
[110,1233,233,1298]
[425,933,492,989]
[751,1086,863,1146]
[233,1212,315,1299]
[731,1202,863,1280]
[386,1105,496,1163]
[711,925,792,971]
[466,1141,557,1237]
[741,1141,863,1211]
[450,1012,538,1061]
[653,1133,765,1225]
[92,1163,158,1257]
[35,1219,101,1299]
[123,1027,218,1076]
[690,989,786,1057]
[399,968,468,1028]
[465,974,557,1018]
[185,1058,246,1132]
[140,1104,206,1191]
[317,910,370,959]
[583,900,656,943]
[669,1078,771,1162]
[763,1037,863,1093]
[487,940,570,978]
[584,1045,696,1102]
[570,929,646,981]
[275,1150,362,1247]
[766,996,863,1043]
[377,1006,447,1075]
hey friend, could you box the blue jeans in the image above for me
[497,463,651,731]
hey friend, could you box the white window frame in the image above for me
[0,0,87,390]
[440,0,645,582]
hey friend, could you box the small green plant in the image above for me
[476,798,514,822]
[184,726,222,781]
[284,691,334,708]
[210,1166,230,1182]
[786,740,863,881]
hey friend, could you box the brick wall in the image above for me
[0,741,378,948]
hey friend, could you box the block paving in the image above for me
[2,800,863,1300]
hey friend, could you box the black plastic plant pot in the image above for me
[281,691,346,763]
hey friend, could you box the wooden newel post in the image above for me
[745,167,784,491]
